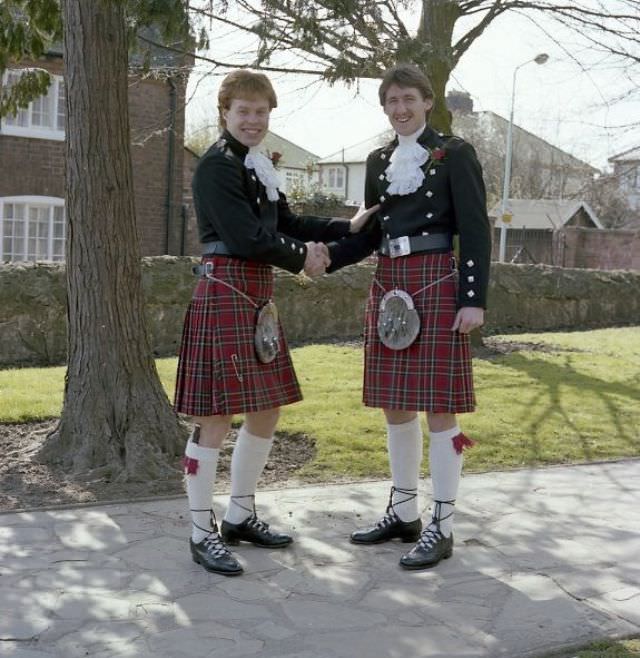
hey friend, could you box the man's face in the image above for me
[383,84,433,136]
[223,96,271,147]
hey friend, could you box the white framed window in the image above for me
[0,197,66,262]
[284,170,305,191]
[325,166,345,190]
[1,70,65,140]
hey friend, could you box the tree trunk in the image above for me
[39,0,186,481]
[417,0,461,134]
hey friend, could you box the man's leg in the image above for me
[400,412,473,570]
[185,415,243,576]
[351,409,423,544]
[221,407,293,548]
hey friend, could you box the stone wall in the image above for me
[1,258,639,367]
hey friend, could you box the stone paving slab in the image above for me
[1,460,639,658]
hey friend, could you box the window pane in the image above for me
[53,239,65,260]
[31,94,48,127]
[1,201,65,261]
[57,80,66,131]
[3,72,30,127]
[2,70,64,134]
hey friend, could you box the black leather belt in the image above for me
[193,241,233,276]
[379,233,452,258]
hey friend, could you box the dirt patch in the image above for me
[0,421,316,512]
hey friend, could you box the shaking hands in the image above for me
[349,203,380,233]
[302,202,381,277]
[303,242,331,277]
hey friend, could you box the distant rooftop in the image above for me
[489,199,603,230]
[260,131,319,169]
[318,131,394,164]
[609,146,640,163]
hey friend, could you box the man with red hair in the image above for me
[175,69,376,576]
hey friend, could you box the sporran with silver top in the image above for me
[377,289,421,350]
[255,300,281,363]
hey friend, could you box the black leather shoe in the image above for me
[190,534,244,576]
[351,510,422,544]
[399,527,453,570]
[221,514,293,548]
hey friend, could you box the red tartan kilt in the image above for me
[174,256,302,416]
[363,252,475,413]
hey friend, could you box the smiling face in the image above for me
[223,96,271,148]
[383,83,433,136]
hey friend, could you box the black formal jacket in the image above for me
[193,130,351,274]
[327,126,491,308]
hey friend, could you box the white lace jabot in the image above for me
[385,125,429,196]
[244,147,281,202]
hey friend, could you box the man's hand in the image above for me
[349,203,381,234]
[451,307,484,334]
[304,242,330,276]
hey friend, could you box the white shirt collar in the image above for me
[244,146,281,202]
[385,124,429,196]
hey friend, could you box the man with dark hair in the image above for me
[327,63,491,570]
[175,69,376,576]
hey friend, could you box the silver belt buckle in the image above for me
[388,236,411,258]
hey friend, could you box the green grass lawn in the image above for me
[539,637,640,658]
[1,327,638,480]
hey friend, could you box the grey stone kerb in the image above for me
[0,258,639,367]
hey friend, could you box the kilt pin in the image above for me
[363,252,475,413]
[175,256,302,417]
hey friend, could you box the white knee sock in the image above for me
[184,439,220,543]
[387,417,423,522]
[224,426,274,525]
[428,426,465,538]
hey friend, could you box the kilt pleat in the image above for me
[174,256,302,416]
[363,252,475,413]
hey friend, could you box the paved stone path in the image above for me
[1,460,639,658]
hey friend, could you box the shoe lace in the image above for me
[230,494,271,534]
[245,512,270,533]
[417,525,444,550]
[376,486,418,528]
[416,499,455,549]
[192,509,232,558]
[203,530,232,558]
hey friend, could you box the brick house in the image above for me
[0,44,190,262]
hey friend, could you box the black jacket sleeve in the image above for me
[193,155,308,273]
[447,140,492,308]
[325,151,382,272]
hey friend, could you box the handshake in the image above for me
[303,242,331,277]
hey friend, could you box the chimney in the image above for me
[446,90,474,114]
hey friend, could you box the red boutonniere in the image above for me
[431,147,446,163]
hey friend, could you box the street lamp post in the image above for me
[498,53,549,263]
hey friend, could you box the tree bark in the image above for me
[417,0,460,134]
[39,0,186,481]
